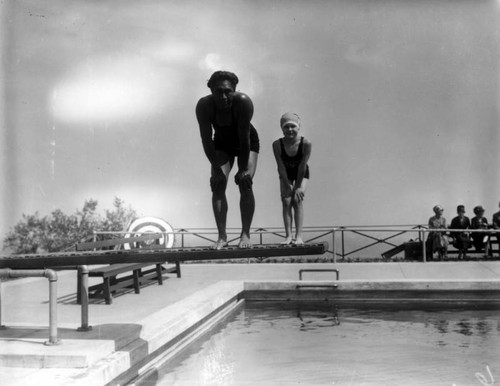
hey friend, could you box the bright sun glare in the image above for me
[50,57,176,125]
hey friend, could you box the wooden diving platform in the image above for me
[0,242,328,269]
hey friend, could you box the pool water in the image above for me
[150,302,499,386]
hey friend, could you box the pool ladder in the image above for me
[296,269,340,289]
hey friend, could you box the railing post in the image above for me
[422,229,427,263]
[332,228,336,264]
[341,228,345,260]
[77,266,91,332]
[0,279,4,329]
[45,269,60,345]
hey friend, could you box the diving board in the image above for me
[0,242,328,269]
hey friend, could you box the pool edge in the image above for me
[18,279,499,385]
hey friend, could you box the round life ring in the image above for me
[124,216,174,249]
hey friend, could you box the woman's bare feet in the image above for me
[281,237,293,245]
[293,238,305,245]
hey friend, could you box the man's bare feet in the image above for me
[293,238,305,245]
[281,237,293,245]
[211,238,228,250]
[238,234,252,249]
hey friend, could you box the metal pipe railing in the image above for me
[93,226,499,263]
[0,268,60,345]
[334,227,500,263]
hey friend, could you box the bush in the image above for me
[3,197,137,254]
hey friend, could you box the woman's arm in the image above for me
[272,140,290,182]
[294,139,312,191]
[293,139,312,202]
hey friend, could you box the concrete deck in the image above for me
[1,261,500,385]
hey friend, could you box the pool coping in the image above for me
[5,278,500,386]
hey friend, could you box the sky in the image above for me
[1,0,499,245]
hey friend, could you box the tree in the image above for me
[101,197,137,232]
[3,213,48,254]
[3,197,138,254]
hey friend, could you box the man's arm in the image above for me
[196,97,218,167]
[234,93,254,172]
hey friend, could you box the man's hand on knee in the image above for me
[235,170,253,190]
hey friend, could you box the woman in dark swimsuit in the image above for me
[272,112,312,245]
[196,71,259,249]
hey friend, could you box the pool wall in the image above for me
[38,279,499,385]
[41,281,244,386]
[126,279,500,385]
[113,280,244,386]
[244,279,500,305]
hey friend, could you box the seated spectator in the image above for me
[426,205,448,260]
[470,205,491,256]
[492,201,500,256]
[449,205,471,260]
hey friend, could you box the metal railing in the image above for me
[299,269,340,281]
[93,225,500,264]
[0,268,60,345]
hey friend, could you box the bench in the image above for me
[446,233,499,258]
[76,234,180,304]
[383,234,499,261]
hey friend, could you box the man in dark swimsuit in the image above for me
[196,71,259,249]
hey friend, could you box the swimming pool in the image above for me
[133,297,499,386]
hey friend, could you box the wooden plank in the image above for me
[88,263,158,277]
[381,243,406,259]
[0,242,328,269]
[76,234,162,251]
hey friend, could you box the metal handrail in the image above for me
[0,269,60,345]
[335,227,500,263]
[296,284,338,289]
[299,269,340,281]
[93,225,500,263]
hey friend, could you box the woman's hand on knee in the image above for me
[294,187,305,202]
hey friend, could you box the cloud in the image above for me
[50,55,181,125]
[74,183,212,229]
[197,53,264,97]
[344,43,393,68]
[198,53,234,72]
[144,40,197,64]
